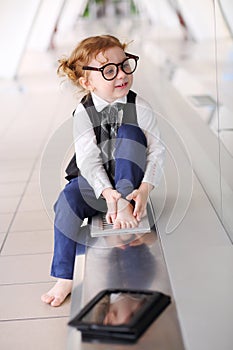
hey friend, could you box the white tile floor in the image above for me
[0,45,77,349]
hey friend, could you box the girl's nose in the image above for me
[116,66,126,78]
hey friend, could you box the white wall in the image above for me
[134,0,182,38]
[27,0,65,51]
[135,0,231,41]
[0,0,40,78]
[218,0,233,35]
[58,0,88,33]
[177,0,230,40]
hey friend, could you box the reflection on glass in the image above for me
[219,0,233,36]
[217,0,233,240]
[81,292,149,325]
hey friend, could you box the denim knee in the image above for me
[117,124,147,146]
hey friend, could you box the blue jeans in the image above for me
[51,124,147,279]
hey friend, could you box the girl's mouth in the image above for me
[115,82,128,89]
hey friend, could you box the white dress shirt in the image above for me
[73,92,165,198]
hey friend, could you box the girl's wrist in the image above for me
[102,187,113,199]
[139,182,154,195]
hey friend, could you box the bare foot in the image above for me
[113,198,138,229]
[41,278,73,307]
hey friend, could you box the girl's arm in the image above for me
[128,96,165,221]
[73,104,113,198]
[136,95,165,189]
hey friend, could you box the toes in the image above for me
[129,221,136,228]
[120,221,127,229]
[113,220,121,229]
[41,293,55,304]
[113,219,139,230]
[127,220,138,228]
[51,297,63,307]
[131,219,138,228]
[41,293,65,307]
[41,279,72,307]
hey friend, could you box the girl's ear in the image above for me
[79,77,94,91]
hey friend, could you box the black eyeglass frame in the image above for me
[82,52,139,81]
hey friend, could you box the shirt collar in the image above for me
[91,92,127,112]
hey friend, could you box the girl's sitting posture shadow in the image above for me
[41,35,164,307]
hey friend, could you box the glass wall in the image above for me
[139,0,233,240]
[216,0,233,239]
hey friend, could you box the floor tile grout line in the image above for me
[0,155,45,255]
[0,281,56,287]
[3,228,52,235]
[0,251,52,257]
[0,315,70,323]
[0,95,64,254]
[4,228,53,233]
[5,228,53,234]
[0,180,28,185]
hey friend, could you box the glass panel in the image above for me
[157,0,223,229]
[218,0,233,36]
[147,0,233,240]
[215,0,233,240]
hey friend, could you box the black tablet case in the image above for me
[68,288,171,344]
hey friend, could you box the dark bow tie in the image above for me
[101,102,125,114]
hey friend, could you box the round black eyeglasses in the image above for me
[82,53,139,81]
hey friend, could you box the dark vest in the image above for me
[65,89,138,181]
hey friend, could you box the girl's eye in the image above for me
[123,62,130,69]
[104,65,116,77]
[123,60,131,72]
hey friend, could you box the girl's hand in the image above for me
[126,183,153,222]
[102,188,121,224]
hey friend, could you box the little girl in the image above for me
[41,35,164,307]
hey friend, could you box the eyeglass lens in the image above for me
[103,58,137,80]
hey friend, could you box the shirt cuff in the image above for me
[143,163,164,189]
[92,175,113,198]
